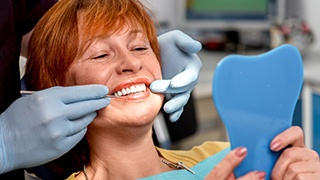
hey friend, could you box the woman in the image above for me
[25,0,320,179]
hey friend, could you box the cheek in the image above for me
[150,60,162,80]
[64,69,77,86]
[65,64,112,85]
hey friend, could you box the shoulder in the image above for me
[65,172,80,180]
[157,141,230,167]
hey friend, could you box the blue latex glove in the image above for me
[0,85,110,174]
[150,30,202,122]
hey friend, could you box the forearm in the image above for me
[0,116,10,174]
[0,148,8,174]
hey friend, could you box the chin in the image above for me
[97,95,163,126]
[122,99,162,125]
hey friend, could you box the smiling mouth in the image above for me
[113,83,147,97]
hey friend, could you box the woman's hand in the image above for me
[205,147,266,180]
[270,126,320,179]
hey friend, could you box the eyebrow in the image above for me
[128,29,146,38]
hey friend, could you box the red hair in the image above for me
[25,0,160,91]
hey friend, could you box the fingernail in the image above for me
[271,140,281,151]
[235,147,247,157]
[255,171,266,179]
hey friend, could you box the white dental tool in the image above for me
[20,90,118,98]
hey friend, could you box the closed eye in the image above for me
[93,54,108,60]
[134,47,148,51]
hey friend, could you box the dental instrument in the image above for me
[20,90,118,98]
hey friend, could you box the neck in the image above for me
[80,125,171,179]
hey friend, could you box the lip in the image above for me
[111,77,151,94]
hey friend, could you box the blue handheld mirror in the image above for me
[212,44,303,179]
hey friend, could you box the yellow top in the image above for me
[66,141,230,180]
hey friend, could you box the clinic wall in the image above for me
[301,0,320,50]
[141,0,177,31]
[144,0,320,50]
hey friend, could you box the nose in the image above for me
[115,50,143,74]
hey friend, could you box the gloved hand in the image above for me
[0,85,110,174]
[150,30,202,122]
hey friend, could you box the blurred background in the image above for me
[143,0,320,154]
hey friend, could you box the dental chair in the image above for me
[153,92,198,149]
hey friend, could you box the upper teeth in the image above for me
[113,83,146,97]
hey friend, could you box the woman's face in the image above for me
[65,23,163,128]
